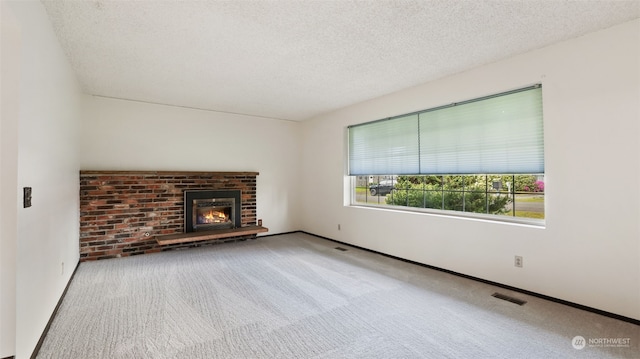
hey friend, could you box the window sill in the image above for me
[349,203,546,229]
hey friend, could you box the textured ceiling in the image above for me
[42,0,640,121]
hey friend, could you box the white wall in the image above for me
[1,2,20,357]
[300,19,640,320]
[2,5,636,358]
[5,1,82,358]
[80,96,302,234]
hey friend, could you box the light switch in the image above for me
[23,187,32,208]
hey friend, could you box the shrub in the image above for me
[387,181,510,214]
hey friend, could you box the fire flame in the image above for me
[200,210,228,224]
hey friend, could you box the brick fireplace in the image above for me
[79,171,260,261]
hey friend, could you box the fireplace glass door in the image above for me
[193,198,234,231]
[184,190,241,232]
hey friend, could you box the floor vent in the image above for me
[492,292,527,306]
[334,247,348,251]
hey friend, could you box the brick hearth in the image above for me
[79,171,258,261]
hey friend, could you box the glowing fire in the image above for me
[199,209,229,224]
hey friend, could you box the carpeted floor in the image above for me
[37,232,638,358]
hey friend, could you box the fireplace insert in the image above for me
[184,190,241,232]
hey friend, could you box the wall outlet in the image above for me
[61,262,64,275]
[338,224,341,230]
[514,255,523,268]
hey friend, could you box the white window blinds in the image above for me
[348,114,420,175]
[348,86,544,175]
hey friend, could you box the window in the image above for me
[354,174,544,220]
[348,86,544,223]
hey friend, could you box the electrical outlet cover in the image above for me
[515,256,523,267]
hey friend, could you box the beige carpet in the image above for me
[36,232,638,358]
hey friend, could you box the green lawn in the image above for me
[514,211,545,219]
[515,196,544,203]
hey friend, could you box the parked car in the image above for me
[369,180,394,196]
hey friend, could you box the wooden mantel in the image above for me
[80,170,260,176]
[156,226,268,246]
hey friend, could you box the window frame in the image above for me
[350,174,545,226]
[347,85,545,226]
